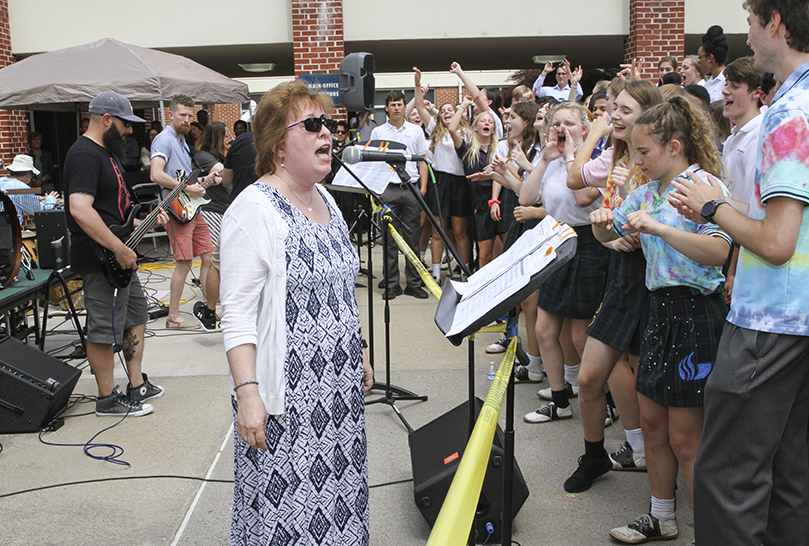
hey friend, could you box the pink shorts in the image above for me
[166,214,214,261]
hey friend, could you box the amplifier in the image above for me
[0,336,82,434]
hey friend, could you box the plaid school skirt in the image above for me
[536,226,610,320]
[636,286,728,407]
[586,248,650,355]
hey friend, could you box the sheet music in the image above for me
[445,217,575,337]
[331,140,409,195]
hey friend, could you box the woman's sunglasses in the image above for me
[286,114,337,133]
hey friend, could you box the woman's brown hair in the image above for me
[252,80,333,177]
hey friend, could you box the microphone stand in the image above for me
[332,153,427,433]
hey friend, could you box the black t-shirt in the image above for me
[194,150,231,215]
[64,136,133,273]
[224,132,258,203]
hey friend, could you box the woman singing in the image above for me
[220,81,373,545]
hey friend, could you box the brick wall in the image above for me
[292,0,346,120]
[0,0,29,166]
[435,88,459,109]
[624,0,685,81]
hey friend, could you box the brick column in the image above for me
[292,0,346,119]
[0,0,28,165]
[624,0,685,81]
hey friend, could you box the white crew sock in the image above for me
[650,496,675,521]
[564,363,581,387]
[527,354,543,374]
[432,264,441,279]
[625,427,645,455]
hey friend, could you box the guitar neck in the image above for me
[125,168,200,248]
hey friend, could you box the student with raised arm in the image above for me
[414,67,473,281]
[670,2,809,543]
[591,95,730,544]
[563,81,665,494]
[450,98,500,268]
[450,61,505,140]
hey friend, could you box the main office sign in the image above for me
[299,73,341,107]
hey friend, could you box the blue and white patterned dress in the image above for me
[231,183,369,546]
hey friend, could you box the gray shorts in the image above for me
[83,270,148,345]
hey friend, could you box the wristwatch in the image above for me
[701,199,728,223]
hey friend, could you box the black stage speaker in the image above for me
[0,336,82,434]
[408,398,530,543]
[34,209,70,269]
[339,52,375,111]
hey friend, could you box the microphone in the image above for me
[342,146,425,165]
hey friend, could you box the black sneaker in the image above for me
[96,386,153,417]
[127,373,165,403]
[193,301,218,332]
[610,440,647,471]
[564,453,612,492]
[609,513,678,543]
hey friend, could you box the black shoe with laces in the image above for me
[97,386,153,417]
[563,452,612,493]
[127,373,165,403]
[193,301,218,332]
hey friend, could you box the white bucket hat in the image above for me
[8,154,40,175]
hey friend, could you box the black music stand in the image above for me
[330,153,428,433]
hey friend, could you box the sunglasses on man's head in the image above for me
[286,114,337,133]
[113,115,132,128]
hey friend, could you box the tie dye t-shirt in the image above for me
[613,165,731,295]
[728,60,809,336]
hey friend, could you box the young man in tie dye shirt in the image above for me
[670,1,809,544]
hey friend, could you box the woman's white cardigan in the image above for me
[220,183,292,415]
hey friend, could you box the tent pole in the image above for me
[160,100,166,128]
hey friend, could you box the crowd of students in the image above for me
[331,11,804,542]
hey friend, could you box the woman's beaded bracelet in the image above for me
[234,380,259,391]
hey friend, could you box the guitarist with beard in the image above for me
[64,92,169,417]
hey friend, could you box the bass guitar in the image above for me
[95,169,200,289]
[167,168,221,223]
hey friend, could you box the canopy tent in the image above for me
[0,37,250,111]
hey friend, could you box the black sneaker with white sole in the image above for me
[193,301,218,332]
[127,373,165,404]
[96,386,153,417]
[514,364,544,383]
[609,440,647,471]
[609,513,678,543]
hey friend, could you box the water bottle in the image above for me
[487,362,496,381]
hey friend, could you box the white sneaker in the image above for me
[523,402,573,423]
[514,365,544,383]
[485,334,508,354]
[538,381,579,400]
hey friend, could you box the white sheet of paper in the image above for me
[444,216,572,337]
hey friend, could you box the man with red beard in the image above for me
[150,95,216,329]
[64,92,169,416]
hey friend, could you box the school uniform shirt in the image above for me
[728,59,809,336]
[540,156,602,226]
[612,165,730,295]
[700,70,727,103]
[370,120,429,184]
[425,118,465,176]
[723,113,763,204]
